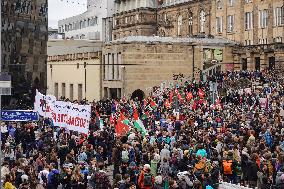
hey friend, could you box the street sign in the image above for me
[0,74,11,95]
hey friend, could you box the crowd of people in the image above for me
[1,70,284,189]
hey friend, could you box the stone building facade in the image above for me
[112,0,284,72]
[102,36,235,98]
[1,0,48,100]
[210,0,284,71]
[157,0,212,37]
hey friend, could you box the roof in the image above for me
[109,36,238,46]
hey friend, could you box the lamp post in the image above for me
[84,62,87,100]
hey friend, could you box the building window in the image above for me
[54,83,58,99]
[200,10,206,33]
[227,15,234,32]
[274,7,283,26]
[274,36,283,43]
[78,84,83,101]
[62,83,66,98]
[216,17,223,33]
[177,15,182,36]
[188,12,193,35]
[259,9,268,28]
[245,12,253,30]
[70,84,74,101]
[217,0,222,9]
[228,0,234,6]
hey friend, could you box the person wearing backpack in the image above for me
[222,151,235,183]
[47,163,60,189]
[138,164,154,189]
[193,156,208,180]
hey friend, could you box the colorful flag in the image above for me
[115,113,129,136]
[169,91,173,103]
[164,99,171,109]
[150,99,157,109]
[177,92,184,104]
[198,88,205,99]
[141,111,149,120]
[186,92,193,101]
[133,108,147,136]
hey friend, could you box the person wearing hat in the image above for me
[138,164,154,189]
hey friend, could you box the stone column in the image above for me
[114,53,118,80]
[118,53,122,80]
[104,54,109,80]
[108,53,113,80]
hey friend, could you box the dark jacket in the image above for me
[247,160,259,181]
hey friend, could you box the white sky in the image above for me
[48,0,87,29]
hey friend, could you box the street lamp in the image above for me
[84,62,87,100]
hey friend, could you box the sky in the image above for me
[48,0,87,29]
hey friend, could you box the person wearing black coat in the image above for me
[246,156,259,188]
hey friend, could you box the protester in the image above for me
[1,70,284,189]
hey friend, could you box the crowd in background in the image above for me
[1,70,284,189]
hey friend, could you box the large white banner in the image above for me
[34,90,91,134]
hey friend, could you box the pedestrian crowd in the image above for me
[1,70,284,189]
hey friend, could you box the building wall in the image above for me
[47,57,101,101]
[210,0,284,71]
[157,0,212,37]
[1,0,48,96]
[113,8,157,39]
[58,0,114,41]
[47,40,103,101]
[103,42,194,97]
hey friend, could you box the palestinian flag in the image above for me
[141,111,149,120]
[164,99,171,109]
[133,108,147,136]
[150,99,157,109]
[198,88,205,99]
[115,113,129,136]
[186,92,193,101]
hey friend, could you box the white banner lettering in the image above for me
[34,90,91,134]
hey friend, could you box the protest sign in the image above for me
[34,90,91,134]
[259,98,268,109]
[1,110,39,122]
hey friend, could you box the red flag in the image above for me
[198,89,205,99]
[186,92,193,101]
[169,91,173,103]
[115,113,129,136]
[177,92,184,104]
[133,108,139,120]
[115,121,129,136]
[150,99,157,109]
[164,99,171,109]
